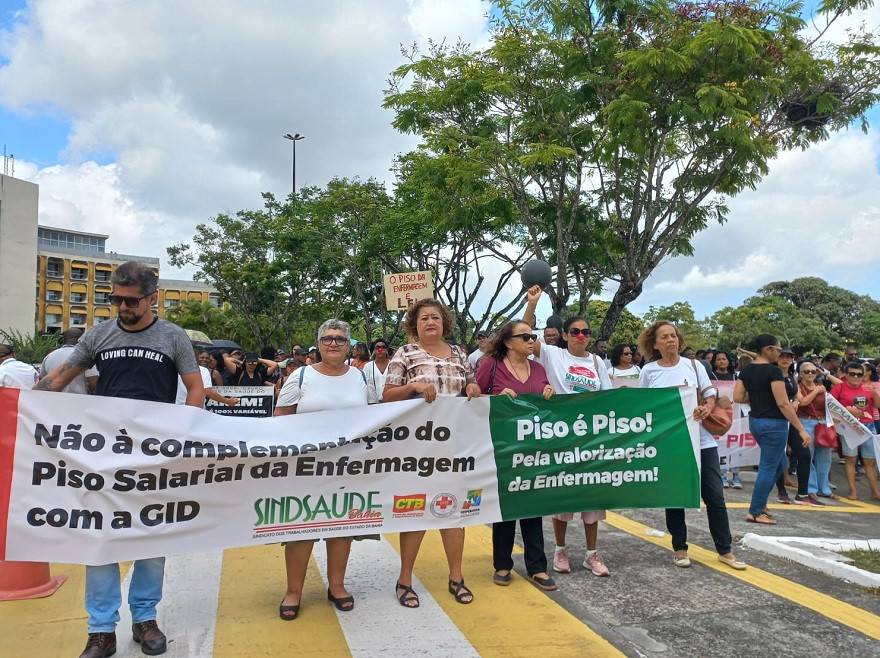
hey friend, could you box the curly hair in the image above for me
[638,320,686,363]
[484,319,530,360]
[403,299,454,339]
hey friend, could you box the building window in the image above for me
[70,292,87,303]
[46,290,63,302]
[71,268,88,280]
[46,314,62,326]
[94,291,110,304]
[38,228,106,252]
[164,298,180,308]
[95,316,108,324]
[208,293,221,307]
[47,259,64,278]
[95,270,111,282]
[70,314,87,326]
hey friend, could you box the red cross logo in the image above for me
[435,495,454,510]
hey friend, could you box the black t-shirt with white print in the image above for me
[68,316,199,403]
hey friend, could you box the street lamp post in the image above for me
[283,133,305,195]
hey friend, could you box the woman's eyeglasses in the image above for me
[568,328,591,337]
[319,336,348,346]
[511,333,538,342]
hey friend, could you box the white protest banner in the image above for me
[0,387,700,565]
[207,386,274,417]
[825,394,874,451]
[383,271,434,310]
[710,381,760,469]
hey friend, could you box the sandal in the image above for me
[746,513,776,525]
[279,598,300,621]
[760,508,775,519]
[395,582,420,609]
[448,578,474,604]
[327,588,354,612]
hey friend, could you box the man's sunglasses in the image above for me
[511,333,538,342]
[568,328,592,337]
[109,294,149,307]
[847,371,864,377]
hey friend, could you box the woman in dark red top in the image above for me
[476,320,556,591]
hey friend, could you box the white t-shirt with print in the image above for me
[277,365,378,413]
[535,344,612,393]
[639,358,716,449]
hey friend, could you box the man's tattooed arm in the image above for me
[34,361,85,391]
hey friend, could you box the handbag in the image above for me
[690,358,733,436]
[814,421,838,448]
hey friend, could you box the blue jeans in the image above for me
[748,417,789,517]
[85,558,165,632]
[802,419,832,496]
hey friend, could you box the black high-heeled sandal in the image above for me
[279,599,300,621]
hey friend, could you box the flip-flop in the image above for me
[746,513,776,525]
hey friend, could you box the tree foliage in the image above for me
[383,0,880,336]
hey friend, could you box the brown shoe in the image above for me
[79,632,117,658]
[132,620,167,655]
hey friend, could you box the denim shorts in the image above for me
[841,427,877,459]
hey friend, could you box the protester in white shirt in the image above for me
[467,331,489,369]
[638,320,746,572]
[0,344,37,389]
[39,329,98,394]
[523,285,612,578]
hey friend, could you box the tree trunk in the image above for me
[599,280,643,340]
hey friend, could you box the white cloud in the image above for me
[0,0,490,276]
[636,128,880,317]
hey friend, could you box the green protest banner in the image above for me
[489,388,701,518]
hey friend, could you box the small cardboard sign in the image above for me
[383,271,434,310]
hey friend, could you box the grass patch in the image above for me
[838,548,880,575]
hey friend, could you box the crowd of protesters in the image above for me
[2,267,880,657]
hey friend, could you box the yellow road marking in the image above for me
[213,544,350,657]
[605,512,880,642]
[723,502,879,513]
[386,525,623,658]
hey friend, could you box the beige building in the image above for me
[0,174,39,336]
[35,227,222,333]
[0,174,221,335]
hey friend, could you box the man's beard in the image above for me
[118,310,142,326]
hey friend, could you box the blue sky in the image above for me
[2,0,879,323]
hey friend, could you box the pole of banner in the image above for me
[0,561,67,601]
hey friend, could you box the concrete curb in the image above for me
[741,534,880,587]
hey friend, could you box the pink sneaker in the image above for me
[552,547,571,573]
[584,551,610,577]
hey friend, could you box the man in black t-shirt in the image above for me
[36,261,203,658]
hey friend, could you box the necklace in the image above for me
[505,357,530,382]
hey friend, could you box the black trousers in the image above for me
[492,517,548,575]
[665,446,732,555]
[776,424,811,496]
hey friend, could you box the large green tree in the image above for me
[384,0,880,336]
[759,277,880,346]
[711,294,835,353]
[168,193,343,347]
